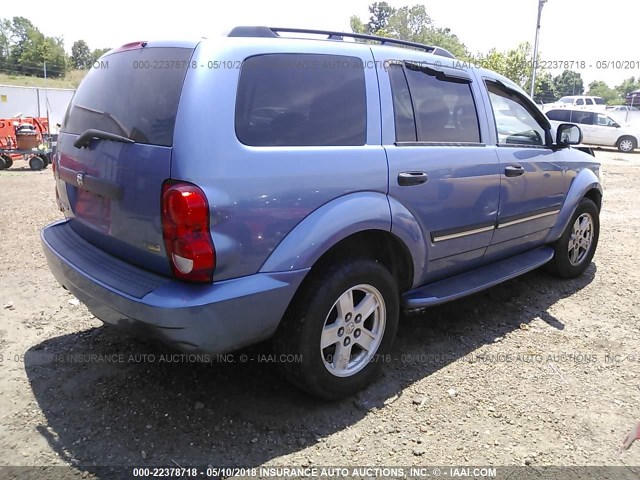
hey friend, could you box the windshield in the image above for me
[62,47,193,147]
[559,97,574,103]
[594,98,606,105]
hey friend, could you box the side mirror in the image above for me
[556,123,582,146]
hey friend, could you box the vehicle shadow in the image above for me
[1,166,49,173]
[24,264,596,476]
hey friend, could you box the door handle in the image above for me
[398,171,428,186]
[505,165,525,177]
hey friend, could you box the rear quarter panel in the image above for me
[172,38,388,281]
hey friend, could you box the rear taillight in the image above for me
[161,181,216,283]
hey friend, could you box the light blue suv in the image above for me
[41,27,602,399]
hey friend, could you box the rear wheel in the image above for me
[617,136,636,153]
[29,155,45,171]
[546,198,599,278]
[273,258,399,400]
[0,155,12,169]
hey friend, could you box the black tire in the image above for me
[546,198,599,278]
[40,154,50,167]
[29,155,45,171]
[273,258,399,400]
[0,155,12,169]
[617,136,636,153]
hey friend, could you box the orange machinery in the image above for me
[0,117,50,150]
[0,117,52,171]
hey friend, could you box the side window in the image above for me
[546,109,570,122]
[235,54,366,146]
[388,64,417,142]
[573,112,595,125]
[576,98,584,105]
[486,82,547,146]
[596,114,617,127]
[585,98,594,105]
[400,63,480,143]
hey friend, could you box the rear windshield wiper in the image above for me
[74,129,135,149]
[73,104,131,139]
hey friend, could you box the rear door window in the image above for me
[401,63,480,143]
[235,54,366,146]
[63,47,193,147]
[572,111,596,125]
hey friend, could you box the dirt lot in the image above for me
[1,150,639,476]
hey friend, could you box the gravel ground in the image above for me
[0,149,639,477]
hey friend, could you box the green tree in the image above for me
[351,3,468,58]
[367,2,395,33]
[553,70,584,97]
[0,19,11,66]
[90,47,111,65]
[0,16,67,77]
[586,80,621,104]
[534,71,556,104]
[475,43,534,91]
[15,29,66,77]
[7,16,38,74]
[615,77,640,98]
[504,43,533,90]
[475,48,505,73]
[71,40,92,69]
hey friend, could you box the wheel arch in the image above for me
[546,168,602,244]
[259,192,420,292]
[303,229,415,293]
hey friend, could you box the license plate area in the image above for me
[75,189,112,233]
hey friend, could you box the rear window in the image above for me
[594,97,606,105]
[235,54,366,146]
[62,47,193,147]
[546,109,571,122]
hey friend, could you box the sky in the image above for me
[3,0,639,88]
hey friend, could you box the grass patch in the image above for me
[0,70,86,89]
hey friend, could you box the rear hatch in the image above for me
[56,42,196,275]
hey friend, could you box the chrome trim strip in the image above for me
[432,225,495,243]
[498,210,560,229]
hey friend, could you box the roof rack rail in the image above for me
[227,26,456,59]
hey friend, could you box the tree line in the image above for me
[351,3,640,104]
[0,16,109,78]
[1,9,638,103]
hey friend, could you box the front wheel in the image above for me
[617,136,636,153]
[273,258,399,400]
[546,198,599,278]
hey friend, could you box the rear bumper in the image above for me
[41,220,309,353]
